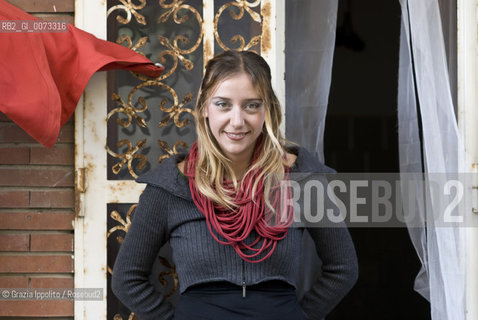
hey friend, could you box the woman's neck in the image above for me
[226,149,255,181]
[229,161,250,181]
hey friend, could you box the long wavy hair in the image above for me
[193,50,290,210]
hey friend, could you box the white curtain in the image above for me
[285,0,338,163]
[398,0,466,319]
[285,0,338,303]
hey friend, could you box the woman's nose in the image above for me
[230,106,245,128]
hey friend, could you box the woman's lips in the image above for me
[224,131,248,140]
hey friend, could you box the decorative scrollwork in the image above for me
[158,92,194,128]
[107,204,137,275]
[116,35,148,53]
[158,140,188,163]
[158,0,188,23]
[214,0,262,51]
[107,139,147,179]
[107,0,147,25]
[113,313,137,320]
[157,35,195,74]
[107,92,148,128]
[158,256,179,298]
[149,1,204,80]
[107,203,179,299]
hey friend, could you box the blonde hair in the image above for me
[193,50,290,210]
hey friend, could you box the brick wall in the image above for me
[0,1,75,318]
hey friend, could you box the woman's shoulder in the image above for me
[136,153,191,199]
[286,145,336,173]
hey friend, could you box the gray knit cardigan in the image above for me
[111,147,358,320]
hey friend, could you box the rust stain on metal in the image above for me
[90,123,99,142]
[86,159,96,173]
[109,181,131,195]
[76,168,86,193]
[261,2,271,54]
[86,161,95,171]
[86,101,95,114]
[75,194,81,218]
[75,168,86,217]
[204,40,213,66]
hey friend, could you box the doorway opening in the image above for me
[324,1,433,318]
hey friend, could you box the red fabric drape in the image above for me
[0,0,164,147]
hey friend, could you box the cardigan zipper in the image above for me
[242,259,246,298]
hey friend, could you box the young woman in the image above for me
[112,50,358,320]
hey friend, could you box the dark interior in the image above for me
[324,1,431,319]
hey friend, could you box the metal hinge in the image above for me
[472,163,478,214]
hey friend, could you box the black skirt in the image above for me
[173,280,307,320]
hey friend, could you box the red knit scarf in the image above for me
[184,139,294,263]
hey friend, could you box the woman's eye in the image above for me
[245,102,261,110]
[215,101,229,108]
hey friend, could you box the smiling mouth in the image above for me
[224,131,248,139]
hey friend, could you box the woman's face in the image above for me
[204,72,266,164]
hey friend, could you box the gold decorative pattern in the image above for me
[158,256,179,298]
[107,79,194,178]
[107,204,136,275]
[116,35,148,53]
[108,206,135,240]
[107,0,147,25]
[107,203,179,297]
[113,313,137,320]
[152,0,204,80]
[214,0,262,51]
[107,92,148,128]
[107,139,147,179]
[107,0,203,180]
[158,140,188,163]
[158,92,194,128]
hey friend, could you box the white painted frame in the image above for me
[74,1,286,319]
[457,0,478,319]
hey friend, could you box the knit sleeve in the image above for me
[299,226,358,320]
[111,184,174,320]
[295,170,359,320]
